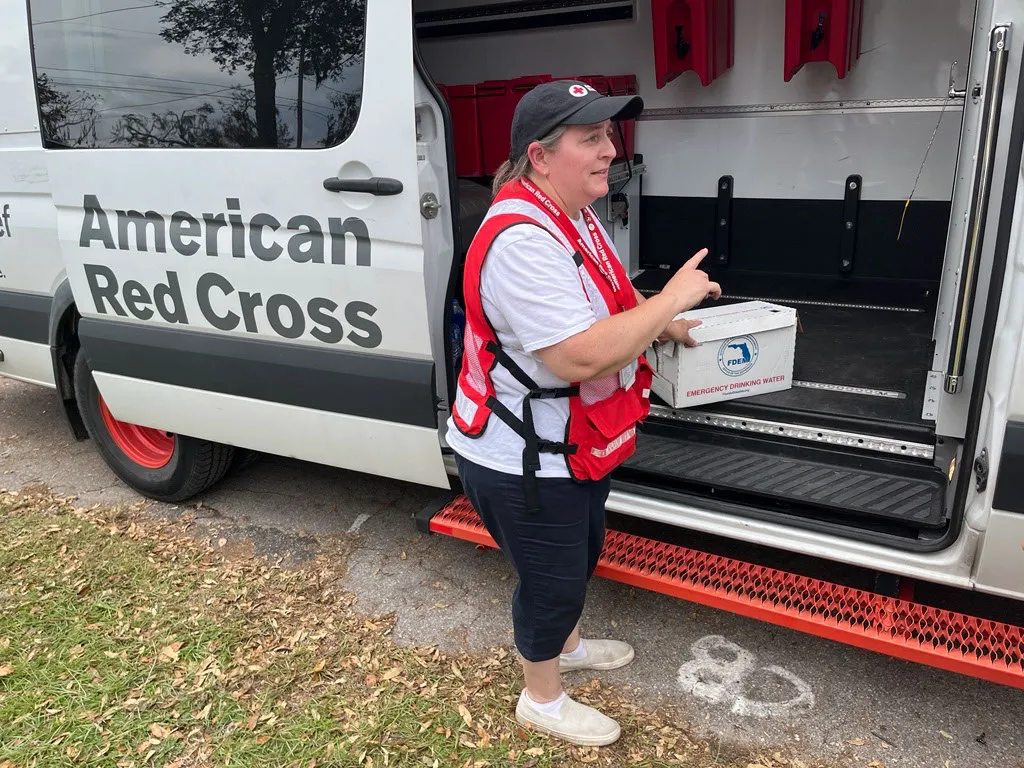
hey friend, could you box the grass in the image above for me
[0,487,817,768]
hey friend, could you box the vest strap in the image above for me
[480,340,579,514]
[485,396,578,456]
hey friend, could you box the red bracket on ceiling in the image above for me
[652,0,734,89]
[784,0,863,81]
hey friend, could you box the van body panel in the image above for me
[23,0,449,488]
[93,372,448,487]
[605,486,982,590]
[0,336,54,388]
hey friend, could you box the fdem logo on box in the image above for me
[718,335,759,377]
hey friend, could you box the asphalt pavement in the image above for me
[3,376,1022,768]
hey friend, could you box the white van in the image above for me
[2,0,1022,655]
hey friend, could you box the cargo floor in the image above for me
[635,271,936,433]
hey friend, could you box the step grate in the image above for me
[426,495,1024,690]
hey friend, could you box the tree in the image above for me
[157,0,367,147]
[36,73,101,148]
[109,87,292,148]
[319,89,361,149]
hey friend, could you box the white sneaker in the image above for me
[515,690,621,746]
[559,639,635,671]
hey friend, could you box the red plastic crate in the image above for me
[441,83,484,177]
[477,75,552,174]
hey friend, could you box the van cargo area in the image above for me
[415,0,973,548]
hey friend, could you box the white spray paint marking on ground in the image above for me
[347,514,371,533]
[677,635,815,718]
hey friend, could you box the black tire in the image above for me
[73,350,235,503]
[228,448,262,475]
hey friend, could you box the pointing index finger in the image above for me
[682,248,709,270]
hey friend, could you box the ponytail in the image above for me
[490,125,569,197]
[490,158,524,197]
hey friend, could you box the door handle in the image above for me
[322,176,403,195]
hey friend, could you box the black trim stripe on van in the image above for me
[993,421,1024,514]
[78,318,438,429]
[0,289,51,344]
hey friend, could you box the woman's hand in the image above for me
[659,317,703,348]
[534,249,719,382]
[661,249,721,314]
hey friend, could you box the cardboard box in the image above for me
[646,301,797,409]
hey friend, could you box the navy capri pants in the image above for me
[455,454,610,662]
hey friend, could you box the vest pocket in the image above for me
[585,389,646,440]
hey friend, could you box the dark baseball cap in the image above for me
[509,79,644,163]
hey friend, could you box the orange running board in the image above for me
[420,494,1024,690]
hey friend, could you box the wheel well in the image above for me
[51,303,88,441]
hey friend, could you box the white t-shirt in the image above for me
[446,211,620,478]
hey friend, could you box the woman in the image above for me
[445,80,720,747]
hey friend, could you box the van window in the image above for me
[28,1,367,150]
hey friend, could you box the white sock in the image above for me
[526,690,567,719]
[560,639,587,660]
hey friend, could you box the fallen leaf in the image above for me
[940,730,954,740]
[312,660,327,674]
[381,667,402,681]
[458,704,473,727]
[451,662,464,681]
[524,748,544,757]
[0,665,12,678]
[148,723,170,739]
[158,642,183,662]
[845,738,868,746]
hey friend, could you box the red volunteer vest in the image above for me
[452,178,653,509]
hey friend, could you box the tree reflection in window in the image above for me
[30,0,367,150]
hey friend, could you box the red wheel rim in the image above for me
[98,394,175,469]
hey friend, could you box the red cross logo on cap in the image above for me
[569,84,588,98]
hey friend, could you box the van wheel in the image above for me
[73,350,235,503]
[229,448,262,475]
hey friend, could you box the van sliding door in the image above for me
[32,0,448,487]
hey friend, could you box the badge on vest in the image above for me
[620,359,638,391]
